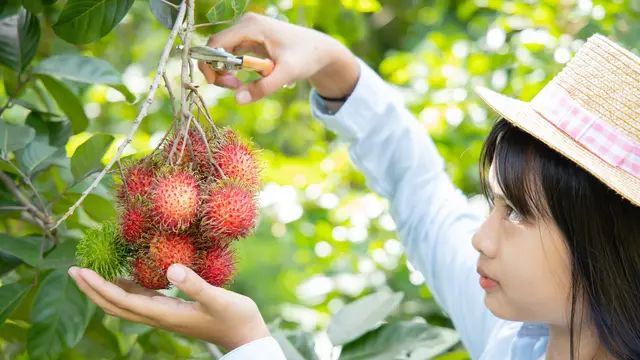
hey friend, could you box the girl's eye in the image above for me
[504,205,524,223]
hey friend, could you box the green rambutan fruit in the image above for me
[212,128,263,192]
[76,221,130,281]
[201,180,259,242]
[197,247,236,288]
[131,254,170,290]
[148,233,198,272]
[149,169,201,232]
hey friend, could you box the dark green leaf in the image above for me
[83,194,116,222]
[38,75,88,134]
[207,0,248,23]
[328,290,404,346]
[339,322,439,360]
[27,269,96,359]
[0,120,36,155]
[0,0,21,21]
[34,54,135,102]
[149,0,181,29]
[0,234,43,267]
[48,121,72,147]
[25,111,49,143]
[40,239,79,269]
[14,140,57,175]
[286,331,320,360]
[70,134,114,180]
[0,282,31,325]
[52,0,135,45]
[22,0,44,14]
[0,251,23,277]
[0,8,41,73]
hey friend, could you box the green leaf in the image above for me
[0,251,23,277]
[432,350,470,360]
[70,134,114,180]
[22,0,44,14]
[408,327,460,359]
[14,140,58,175]
[0,234,43,267]
[34,55,135,102]
[287,331,320,360]
[272,332,307,360]
[0,282,31,325]
[27,269,96,359]
[0,0,21,21]
[207,0,248,23]
[38,75,88,134]
[149,0,181,30]
[3,66,19,97]
[41,239,79,269]
[339,322,439,360]
[328,290,404,346]
[0,8,40,73]
[0,120,36,155]
[52,0,135,45]
[83,194,117,222]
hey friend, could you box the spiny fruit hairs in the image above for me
[79,122,264,290]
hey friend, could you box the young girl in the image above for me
[68,13,640,360]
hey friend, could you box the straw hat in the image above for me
[475,34,640,207]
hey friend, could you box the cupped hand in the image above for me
[198,12,360,104]
[68,264,270,351]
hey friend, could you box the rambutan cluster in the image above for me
[103,125,263,290]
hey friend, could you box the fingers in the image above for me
[166,264,233,313]
[69,267,158,326]
[76,267,188,321]
[206,13,266,52]
[235,63,294,104]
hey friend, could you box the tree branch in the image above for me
[0,170,49,223]
[159,0,178,9]
[51,0,188,230]
[1,158,51,224]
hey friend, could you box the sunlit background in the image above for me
[1,0,639,358]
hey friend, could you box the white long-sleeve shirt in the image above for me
[221,58,549,360]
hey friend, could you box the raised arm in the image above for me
[310,58,500,358]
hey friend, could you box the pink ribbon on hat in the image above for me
[530,82,640,178]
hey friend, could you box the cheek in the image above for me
[491,229,573,322]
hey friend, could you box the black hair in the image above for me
[479,118,640,360]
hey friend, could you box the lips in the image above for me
[477,267,499,290]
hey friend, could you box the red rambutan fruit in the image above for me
[117,163,155,203]
[119,202,149,245]
[149,170,201,231]
[197,247,236,288]
[131,255,170,290]
[201,180,259,242]
[212,129,262,191]
[164,129,215,174]
[148,233,198,272]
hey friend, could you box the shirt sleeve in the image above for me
[310,58,499,359]
[219,337,286,360]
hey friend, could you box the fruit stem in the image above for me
[117,158,129,202]
[185,82,220,138]
[191,116,226,178]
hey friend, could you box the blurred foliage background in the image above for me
[1,0,639,359]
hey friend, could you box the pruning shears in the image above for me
[179,45,275,76]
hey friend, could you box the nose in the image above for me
[472,216,499,258]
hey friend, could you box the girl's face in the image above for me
[472,164,572,325]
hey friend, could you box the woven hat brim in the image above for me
[475,86,640,207]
